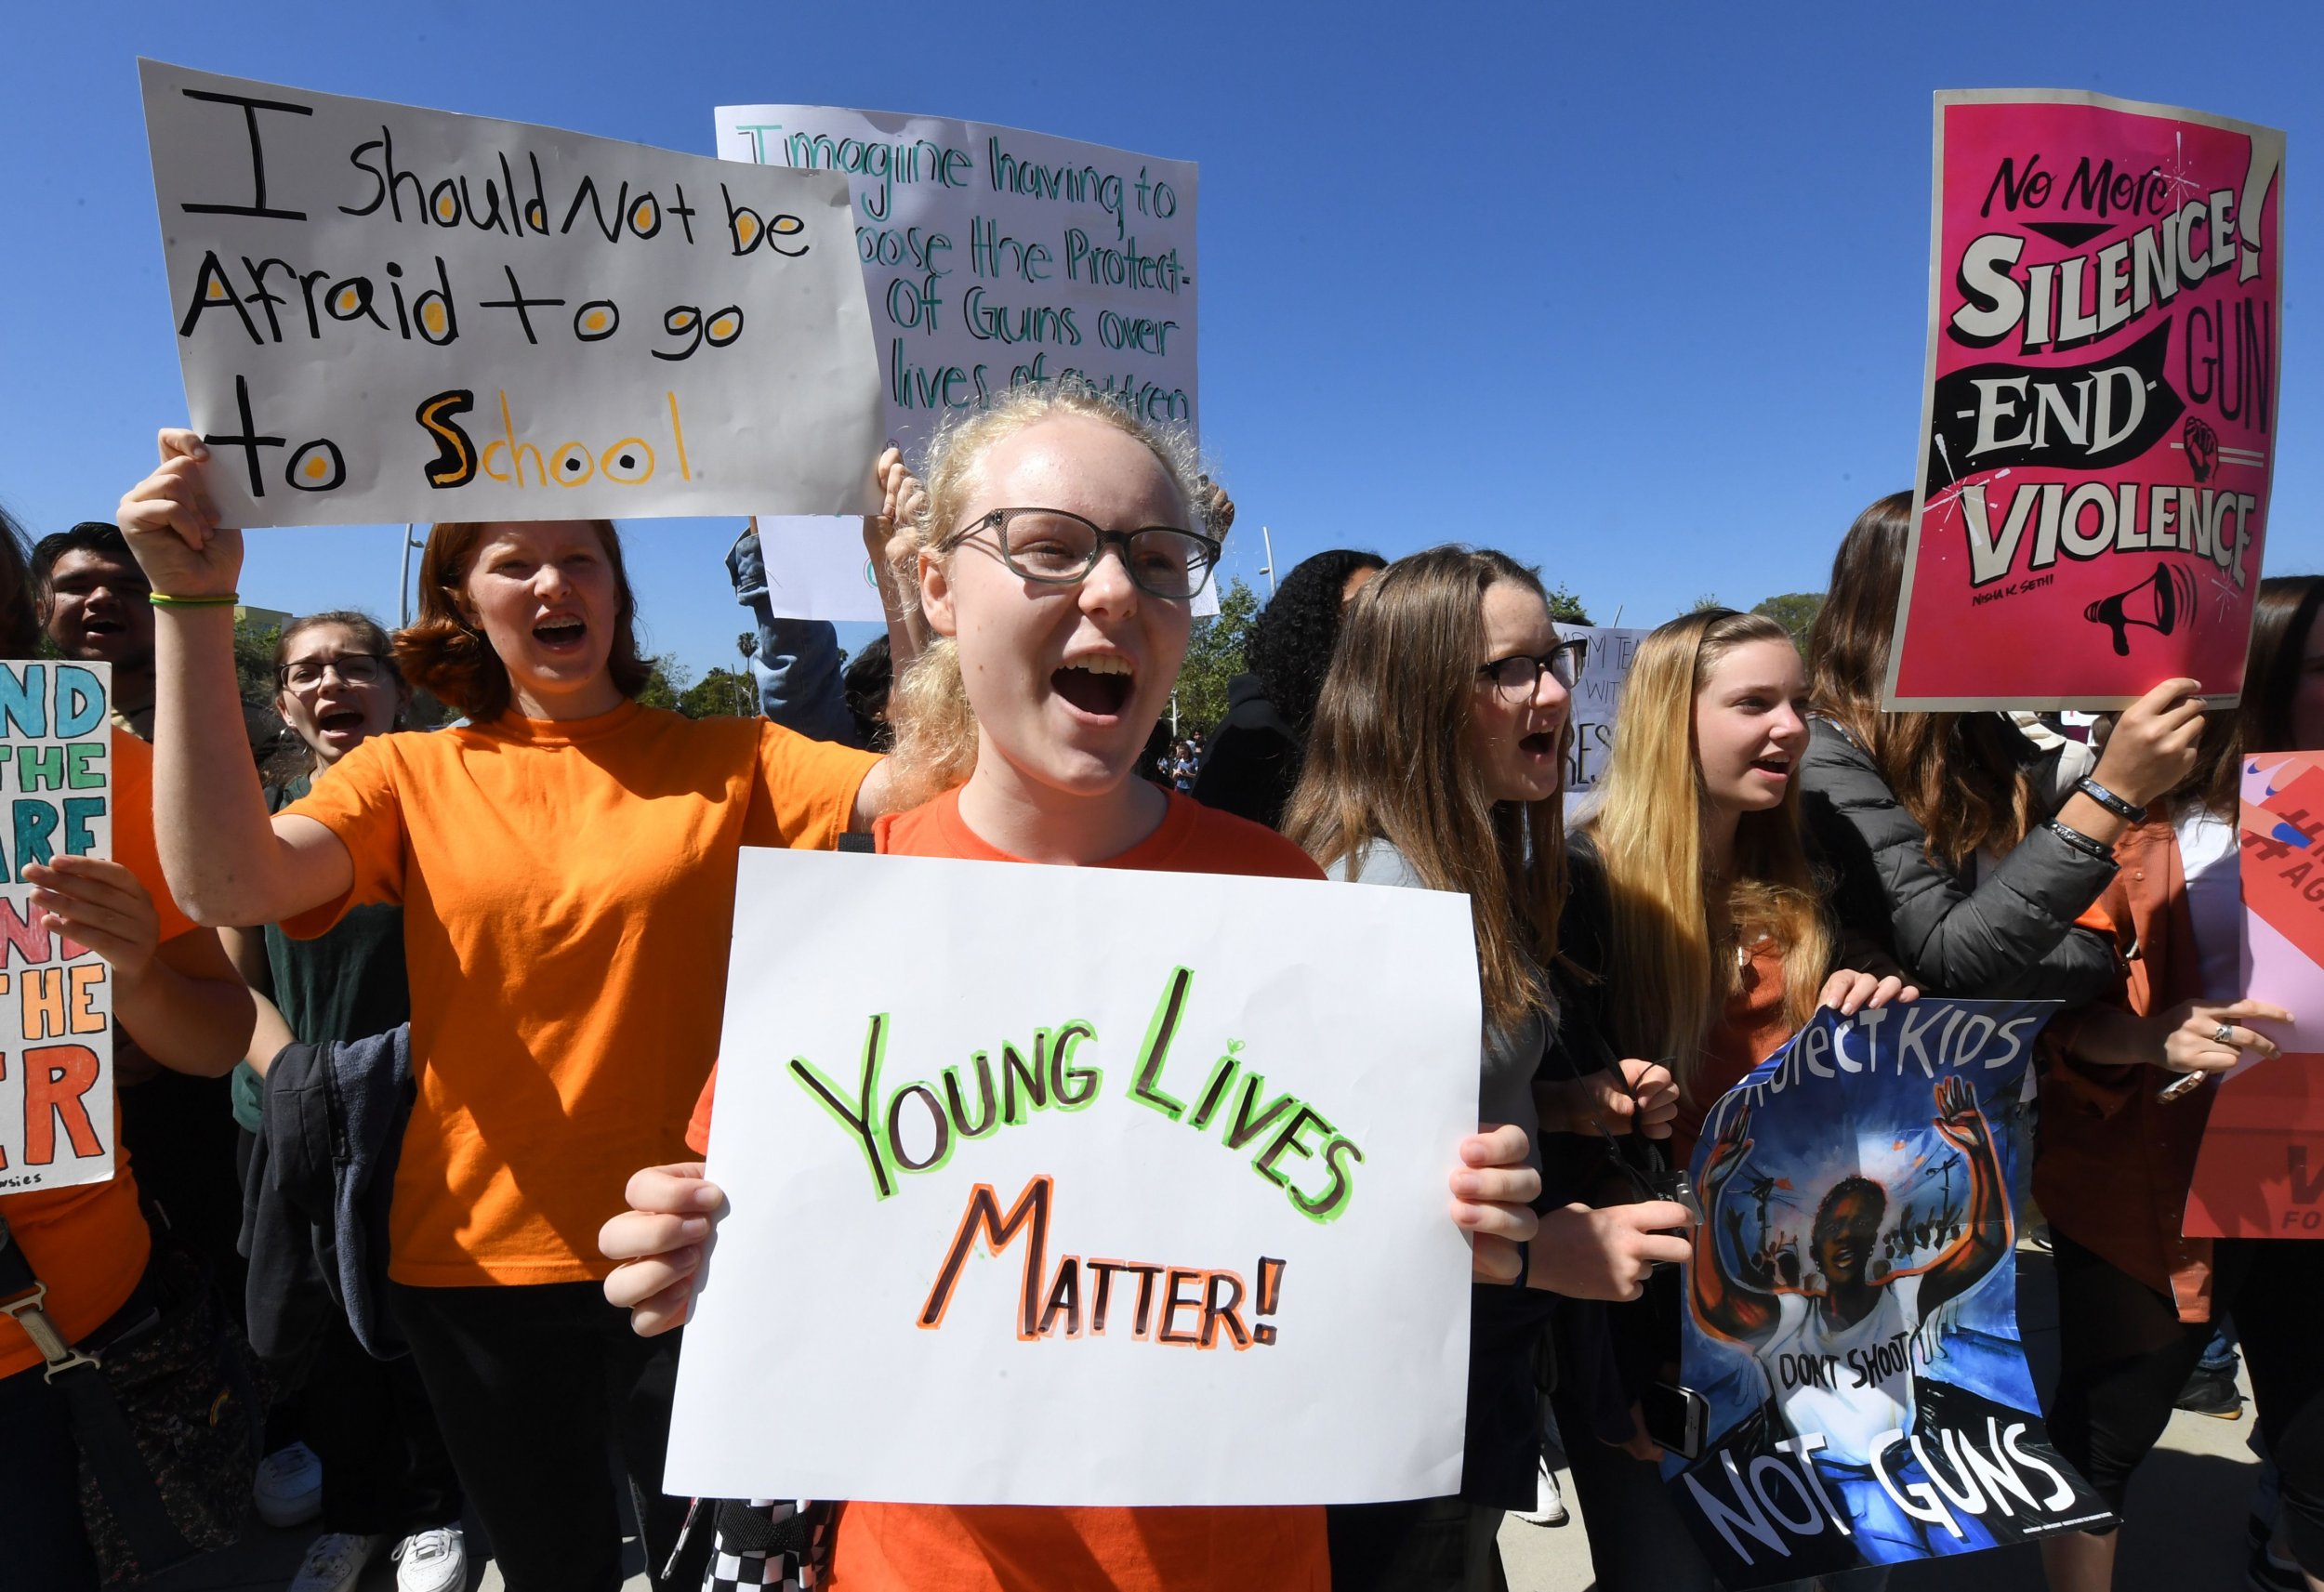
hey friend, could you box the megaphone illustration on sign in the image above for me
[2084,562,2199,657]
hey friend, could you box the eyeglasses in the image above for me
[1477,640,1587,699]
[278,654,390,691]
[945,508,1222,600]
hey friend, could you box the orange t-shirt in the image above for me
[284,702,875,1286]
[687,786,1330,1592]
[2,731,195,1380]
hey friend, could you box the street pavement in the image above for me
[162,1252,2269,1591]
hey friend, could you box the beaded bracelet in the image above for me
[148,593,240,609]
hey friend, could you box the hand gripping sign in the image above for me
[1886,91,2283,710]
[667,849,1476,1506]
[139,61,883,527]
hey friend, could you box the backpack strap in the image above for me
[837,832,877,854]
[0,1216,196,1568]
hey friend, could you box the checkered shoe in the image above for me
[700,1500,832,1592]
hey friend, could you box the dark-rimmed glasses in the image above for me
[278,654,390,691]
[1477,639,1587,700]
[944,508,1222,600]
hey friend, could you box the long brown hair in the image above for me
[1585,610,1832,1101]
[1284,546,1565,1034]
[396,520,651,721]
[2174,573,2324,816]
[1808,492,2038,871]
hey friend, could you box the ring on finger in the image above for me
[2212,1021,2238,1046]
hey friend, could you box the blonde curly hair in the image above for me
[884,385,1211,809]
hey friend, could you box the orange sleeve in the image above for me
[744,722,878,851]
[105,731,195,944]
[686,1064,719,1157]
[277,733,410,939]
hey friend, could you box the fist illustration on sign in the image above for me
[2184,415,2219,483]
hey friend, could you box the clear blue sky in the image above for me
[4,2,2318,680]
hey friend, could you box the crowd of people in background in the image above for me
[0,384,2318,1592]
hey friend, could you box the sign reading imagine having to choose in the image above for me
[139,60,884,527]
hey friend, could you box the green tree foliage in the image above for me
[231,612,281,704]
[1750,591,1827,651]
[679,666,757,719]
[637,653,691,712]
[1170,576,1261,734]
[1688,593,1725,613]
[1543,583,1591,625]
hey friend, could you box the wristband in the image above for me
[2074,777,2146,824]
[147,592,240,609]
[2044,817,2114,862]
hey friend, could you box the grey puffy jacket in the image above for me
[1799,717,2122,1004]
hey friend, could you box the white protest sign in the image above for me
[1563,625,1645,809]
[718,105,1200,622]
[140,61,883,527]
[668,849,1476,1506]
[0,664,115,1195]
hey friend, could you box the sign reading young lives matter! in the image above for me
[716,106,1197,622]
[139,61,883,528]
[667,850,1477,1506]
[1670,1000,2111,1586]
[2185,753,2324,1239]
[0,664,115,1196]
[1887,91,2284,710]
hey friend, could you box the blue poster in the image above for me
[1666,999,2114,1586]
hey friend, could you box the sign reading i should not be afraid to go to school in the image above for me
[1886,91,2283,710]
[139,61,884,528]
[667,849,1478,1506]
[0,664,115,1196]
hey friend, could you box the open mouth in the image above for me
[533,615,588,651]
[1750,757,1792,778]
[1052,655,1134,719]
[1519,730,1559,757]
[316,707,366,735]
[81,617,125,637]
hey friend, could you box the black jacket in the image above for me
[1190,675,1300,830]
[237,1025,414,1361]
[1798,717,2120,1004]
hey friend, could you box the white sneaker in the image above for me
[393,1524,468,1592]
[287,1531,386,1592]
[1511,1452,1569,1527]
[253,1441,324,1529]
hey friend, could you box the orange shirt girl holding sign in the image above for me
[113,437,907,1592]
[601,386,1550,1591]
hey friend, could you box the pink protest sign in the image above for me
[2183,753,2324,1240]
[1886,92,2284,710]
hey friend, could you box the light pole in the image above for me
[1260,525,1277,599]
[396,523,423,626]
